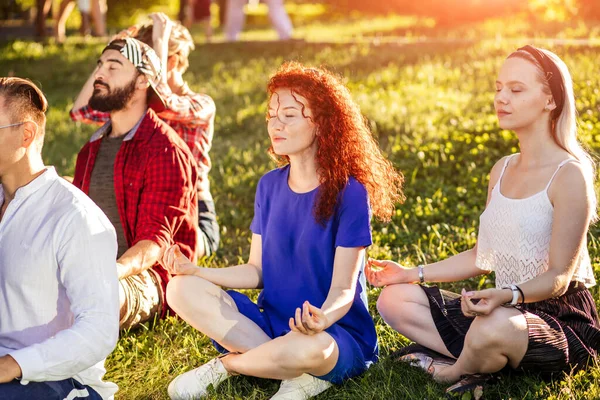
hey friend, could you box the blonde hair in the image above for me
[509,48,597,221]
[135,20,195,72]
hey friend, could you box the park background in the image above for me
[2,0,600,398]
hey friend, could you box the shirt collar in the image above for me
[1,167,58,204]
[89,110,147,143]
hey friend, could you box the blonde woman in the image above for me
[367,45,600,393]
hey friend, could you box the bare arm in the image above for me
[149,13,216,125]
[149,13,171,84]
[410,247,483,282]
[289,246,366,335]
[117,239,162,279]
[367,157,510,286]
[162,233,264,289]
[72,68,97,111]
[319,246,365,326]
[518,162,592,301]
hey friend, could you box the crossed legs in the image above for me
[377,283,528,382]
[167,275,339,380]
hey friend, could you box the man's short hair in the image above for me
[0,77,48,147]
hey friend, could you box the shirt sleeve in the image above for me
[335,179,373,248]
[70,105,110,125]
[9,207,119,382]
[132,142,197,256]
[250,178,262,235]
[155,82,216,126]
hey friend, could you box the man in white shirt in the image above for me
[0,77,120,399]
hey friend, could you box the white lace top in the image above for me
[475,154,596,289]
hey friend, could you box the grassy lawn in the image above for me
[2,13,600,399]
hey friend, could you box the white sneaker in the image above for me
[167,357,232,399]
[270,373,333,400]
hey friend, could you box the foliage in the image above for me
[104,0,175,28]
[1,14,600,400]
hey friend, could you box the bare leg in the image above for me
[168,275,339,380]
[35,0,53,38]
[434,307,528,383]
[54,0,75,43]
[222,331,339,380]
[180,0,193,29]
[264,0,293,40]
[167,275,271,352]
[377,283,453,357]
[224,0,245,41]
[90,0,106,37]
[80,12,90,36]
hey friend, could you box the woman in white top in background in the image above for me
[366,45,600,393]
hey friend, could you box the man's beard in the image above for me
[88,77,137,112]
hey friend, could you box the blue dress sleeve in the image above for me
[250,178,262,234]
[335,179,372,248]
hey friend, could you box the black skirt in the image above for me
[421,281,600,375]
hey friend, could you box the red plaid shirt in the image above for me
[73,109,199,311]
[71,82,215,199]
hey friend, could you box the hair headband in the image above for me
[517,45,565,119]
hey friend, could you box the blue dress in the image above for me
[214,165,378,384]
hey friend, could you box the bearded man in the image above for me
[72,37,199,330]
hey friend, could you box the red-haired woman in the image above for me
[163,62,404,399]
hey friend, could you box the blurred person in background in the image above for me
[34,0,52,38]
[54,0,107,43]
[179,0,213,42]
[225,0,293,41]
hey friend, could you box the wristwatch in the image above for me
[502,284,519,306]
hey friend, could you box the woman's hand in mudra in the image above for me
[460,288,513,318]
[289,301,329,335]
[161,244,198,276]
[365,259,411,287]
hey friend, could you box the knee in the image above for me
[376,284,412,324]
[376,285,397,321]
[166,275,188,312]
[166,275,211,313]
[275,333,334,370]
[465,312,512,351]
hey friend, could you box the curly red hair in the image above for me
[267,62,404,224]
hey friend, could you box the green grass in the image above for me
[2,14,600,400]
